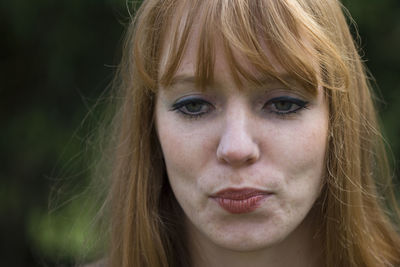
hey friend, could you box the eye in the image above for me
[171,97,214,118]
[272,100,295,112]
[183,101,206,113]
[264,96,309,116]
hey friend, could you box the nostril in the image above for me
[216,139,260,166]
[217,151,259,166]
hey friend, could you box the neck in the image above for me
[188,214,323,267]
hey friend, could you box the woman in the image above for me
[94,0,400,266]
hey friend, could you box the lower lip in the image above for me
[214,195,268,214]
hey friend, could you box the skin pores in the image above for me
[155,24,328,267]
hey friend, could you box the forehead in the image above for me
[157,0,320,95]
[173,28,283,81]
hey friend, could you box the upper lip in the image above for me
[211,187,271,200]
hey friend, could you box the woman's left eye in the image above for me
[264,96,309,116]
[171,98,213,118]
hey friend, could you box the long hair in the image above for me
[100,0,400,266]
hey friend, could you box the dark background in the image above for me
[1,0,399,266]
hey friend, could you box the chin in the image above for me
[205,225,289,252]
[214,235,284,252]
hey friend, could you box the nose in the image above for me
[216,109,260,167]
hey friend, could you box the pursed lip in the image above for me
[211,187,271,199]
[210,187,272,214]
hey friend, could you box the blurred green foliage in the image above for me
[1,0,400,266]
[1,0,126,265]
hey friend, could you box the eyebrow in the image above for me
[169,74,197,86]
[169,73,300,89]
[166,72,317,99]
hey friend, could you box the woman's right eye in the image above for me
[171,98,213,118]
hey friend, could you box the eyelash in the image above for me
[264,96,309,117]
[171,98,214,119]
[171,96,309,119]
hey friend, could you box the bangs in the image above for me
[151,0,350,94]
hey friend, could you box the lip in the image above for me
[211,188,271,214]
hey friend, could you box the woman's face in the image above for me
[155,34,328,252]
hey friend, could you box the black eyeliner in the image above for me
[169,96,214,119]
[263,95,310,117]
[268,96,309,108]
[170,97,208,111]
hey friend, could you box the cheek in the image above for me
[156,115,219,215]
[272,116,328,203]
[287,124,327,170]
[158,123,211,169]
[156,112,217,192]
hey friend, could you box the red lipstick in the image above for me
[211,188,270,214]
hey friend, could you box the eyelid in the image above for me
[263,96,309,115]
[266,96,308,106]
[170,96,215,119]
[170,97,211,110]
[261,87,313,101]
